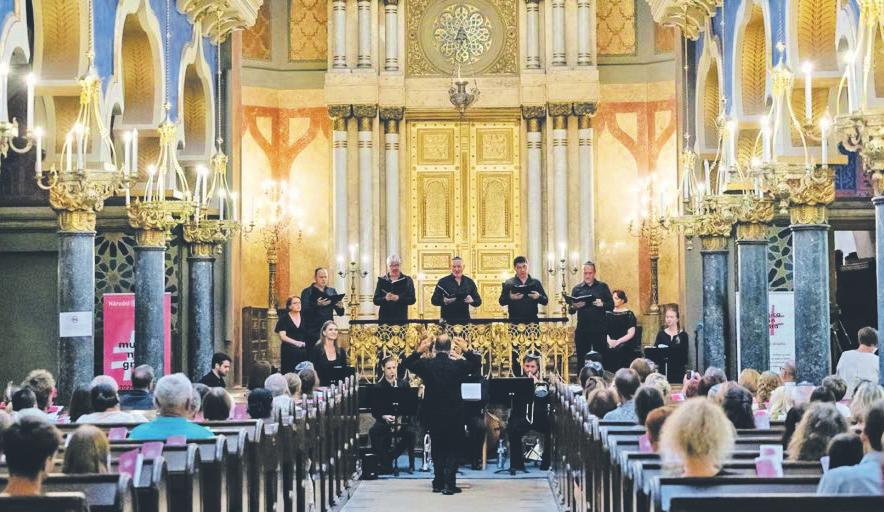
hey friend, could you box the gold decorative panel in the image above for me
[408,120,520,318]
[289,0,328,62]
[736,128,760,169]
[739,4,767,116]
[243,1,271,60]
[655,24,675,54]
[797,0,837,71]
[703,63,720,146]
[789,87,829,145]
[52,96,79,156]
[40,0,81,79]
[182,65,207,156]
[406,0,518,76]
[597,0,637,56]
[121,15,157,124]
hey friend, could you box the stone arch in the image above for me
[790,0,839,72]
[115,1,165,126]
[32,0,88,81]
[177,32,215,160]
[733,1,771,117]
[695,35,723,153]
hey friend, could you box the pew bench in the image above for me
[668,494,884,512]
[0,492,90,512]
[0,473,134,512]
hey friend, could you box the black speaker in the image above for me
[361,452,378,480]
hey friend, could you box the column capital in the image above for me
[379,106,405,121]
[384,0,399,5]
[646,0,722,41]
[522,104,547,120]
[328,104,353,120]
[547,102,572,118]
[572,102,598,117]
[789,205,829,226]
[735,222,769,242]
[353,104,378,119]
[525,0,541,4]
[57,210,97,232]
[699,235,729,252]
[135,229,169,248]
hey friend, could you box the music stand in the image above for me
[643,346,668,376]
[326,365,355,386]
[489,377,534,475]
[372,386,419,475]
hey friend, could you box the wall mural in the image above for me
[243,0,272,60]
[596,0,637,56]
[290,0,328,62]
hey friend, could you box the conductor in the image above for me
[403,334,481,495]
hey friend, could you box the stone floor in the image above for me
[340,478,558,512]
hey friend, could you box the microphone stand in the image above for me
[693,324,702,371]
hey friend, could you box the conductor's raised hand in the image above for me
[417,336,433,354]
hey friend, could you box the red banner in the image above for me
[102,293,172,389]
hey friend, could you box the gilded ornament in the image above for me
[572,102,598,117]
[699,235,729,251]
[547,102,573,118]
[735,222,769,242]
[177,0,263,43]
[135,229,169,248]
[57,210,97,232]
[789,165,835,207]
[328,104,352,120]
[646,0,722,40]
[433,3,492,65]
[183,219,239,254]
[521,105,546,120]
[128,200,195,243]
[189,242,216,258]
[789,204,829,225]
[353,104,378,119]
[379,106,405,121]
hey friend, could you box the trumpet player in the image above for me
[506,353,551,472]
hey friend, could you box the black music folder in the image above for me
[378,276,409,295]
[436,285,470,301]
[321,293,346,304]
[563,293,595,305]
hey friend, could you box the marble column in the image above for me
[381,107,404,257]
[56,211,96,405]
[357,0,372,68]
[355,105,377,313]
[576,0,591,66]
[330,105,352,291]
[134,229,168,376]
[384,0,399,71]
[574,103,596,261]
[549,103,571,255]
[791,205,831,384]
[523,105,545,272]
[187,244,215,381]
[876,196,884,385]
[551,0,566,66]
[736,223,770,373]
[332,0,347,69]
[700,236,729,371]
[525,0,541,69]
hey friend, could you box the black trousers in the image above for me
[463,413,487,464]
[574,330,606,364]
[507,416,550,469]
[428,415,463,490]
[368,420,416,469]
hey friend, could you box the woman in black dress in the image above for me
[311,320,348,385]
[605,290,637,371]
[275,296,309,373]
[654,304,689,383]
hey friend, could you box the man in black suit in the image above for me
[498,256,548,323]
[403,334,481,495]
[369,356,416,473]
[431,257,482,323]
[373,255,417,325]
[198,352,231,388]
[300,268,345,345]
[569,261,614,364]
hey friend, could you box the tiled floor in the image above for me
[341,478,558,512]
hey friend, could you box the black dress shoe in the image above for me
[432,486,443,493]
[442,489,455,496]
[450,487,462,494]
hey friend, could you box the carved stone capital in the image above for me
[379,106,405,121]
[521,105,547,120]
[353,104,379,119]
[136,229,169,248]
[57,210,97,232]
[328,104,352,119]
[177,0,263,43]
[384,0,399,5]
[547,102,573,118]
[572,102,598,117]
[735,222,769,242]
[699,235,729,252]
[646,0,722,41]
[790,204,829,226]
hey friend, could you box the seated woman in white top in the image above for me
[77,382,147,424]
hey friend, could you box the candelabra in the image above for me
[182,153,240,256]
[546,250,579,317]
[337,248,369,319]
[628,173,672,314]
[0,65,37,176]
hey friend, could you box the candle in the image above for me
[820,116,831,166]
[802,62,813,122]
[193,173,202,205]
[73,123,83,171]
[349,244,357,262]
[218,190,225,220]
[727,120,737,169]
[703,160,711,192]
[25,74,35,131]
[847,52,858,112]
[547,251,554,270]
[761,115,771,163]
[34,129,42,178]
[558,242,566,260]
[337,254,344,268]
[64,133,72,172]
[194,203,200,225]
[123,131,132,175]
[570,251,579,268]
[132,129,139,171]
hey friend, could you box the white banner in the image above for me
[736,291,795,373]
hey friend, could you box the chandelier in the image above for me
[0,65,37,175]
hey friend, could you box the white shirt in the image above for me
[835,350,879,398]
[77,410,147,424]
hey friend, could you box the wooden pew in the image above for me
[669,495,884,512]
[650,476,821,512]
[0,473,134,512]
[0,492,90,512]
[200,419,267,512]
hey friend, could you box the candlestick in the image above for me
[820,115,831,166]
[218,190,225,220]
[349,244,357,262]
[34,128,42,178]
[25,73,35,130]
[132,129,139,171]
[802,62,813,122]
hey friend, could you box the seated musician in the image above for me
[507,353,551,471]
[369,356,416,474]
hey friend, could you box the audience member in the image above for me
[129,373,214,440]
[698,374,724,398]
[0,417,62,496]
[755,371,782,407]
[201,387,233,421]
[20,369,55,414]
[817,400,884,495]
[11,387,40,419]
[768,385,795,421]
[788,402,847,462]
[587,388,618,418]
[77,382,147,424]
[265,373,293,418]
[193,382,211,404]
[68,384,93,423]
[119,364,155,410]
[826,433,864,470]
[780,361,797,384]
[682,377,700,398]
[284,373,302,401]
[835,327,879,398]
[90,375,119,393]
[721,385,755,429]
[629,358,653,383]
[603,368,641,422]
[0,409,11,455]
[189,384,204,419]
[704,367,727,382]
[199,352,232,388]
[782,402,808,450]
[644,405,676,452]
[248,360,273,391]
[298,367,318,398]
[582,376,607,397]
[634,385,664,426]
[644,373,671,400]
[821,375,851,417]
[660,398,735,477]
[247,388,273,419]
[737,369,760,394]
[810,386,836,403]
[848,381,884,427]
[62,425,109,474]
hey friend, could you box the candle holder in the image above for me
[547,255,579,317]
[338,260,369,319]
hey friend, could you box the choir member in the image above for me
[605,290,638,371]
[654,304,689,383]
[275,295,309,373]
[498,256,548,323]
[373,255,417,325]
[568,261,614,363]
[300,268,345,345]
[431,256,482,324]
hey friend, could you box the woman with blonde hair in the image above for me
[738,369,761,394]
[310,320,348,385]
[767,385,794,421]
[848,381,884,425]
[62,425,109,474]
[660,398,735,476]
[644,372,672,402]
[755,371,782,408]
[787,402,847,461]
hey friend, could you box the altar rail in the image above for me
[348,318,573,382]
